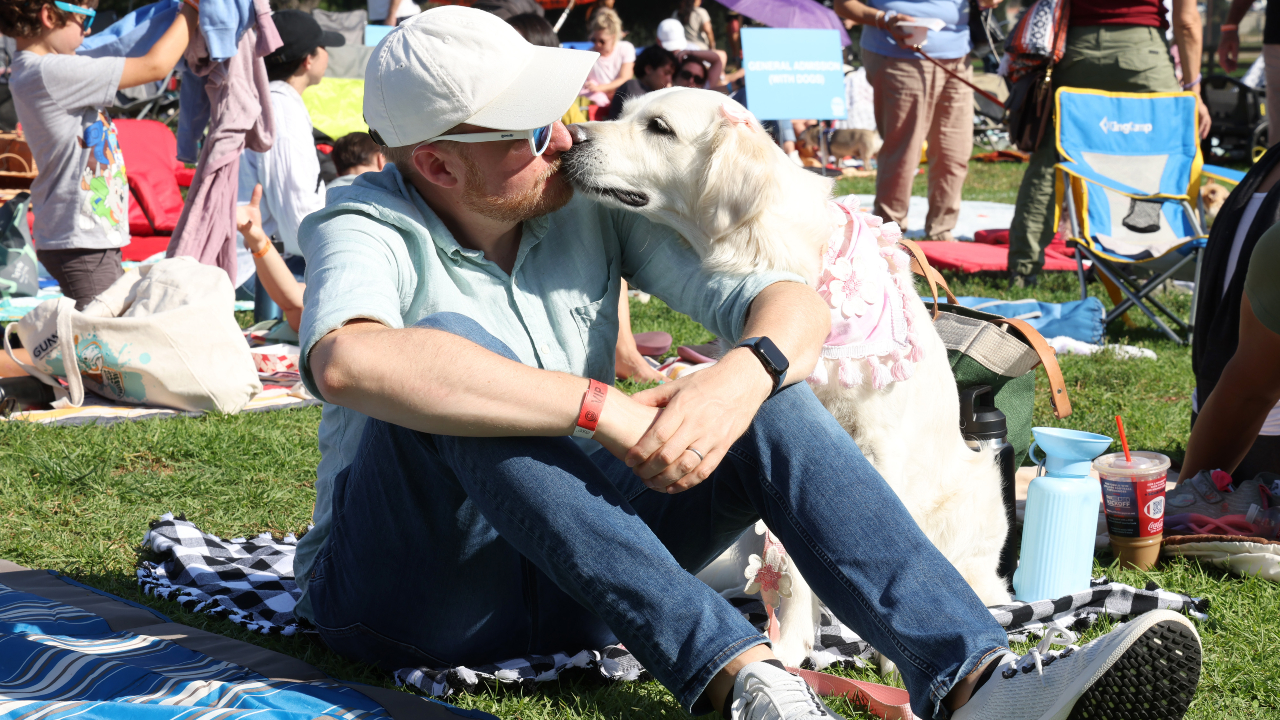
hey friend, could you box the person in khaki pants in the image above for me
[1005,0,1211,287]
[836,0,997,242]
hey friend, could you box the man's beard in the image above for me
[460,153,575,223]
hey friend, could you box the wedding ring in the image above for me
[687,448,705,462]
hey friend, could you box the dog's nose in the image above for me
[567,124,590,145]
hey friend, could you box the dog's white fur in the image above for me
[563,88,1011,668]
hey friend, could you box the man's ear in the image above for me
[375,153,387,171]
[412,144,462,189]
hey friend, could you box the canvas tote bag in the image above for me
[899,240,1072,466]
[4,256,261,413]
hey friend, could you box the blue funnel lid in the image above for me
[1032,427,1113,477]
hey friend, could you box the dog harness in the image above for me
[808,197,925,390]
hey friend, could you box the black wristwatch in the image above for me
[737,336,789,396]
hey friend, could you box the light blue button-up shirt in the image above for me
[292,164,803,618]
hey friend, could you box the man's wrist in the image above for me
[726,347,775,401]
[572,379,609,439]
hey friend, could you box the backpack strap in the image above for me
[787,668,916,720]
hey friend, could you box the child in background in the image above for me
[236,184,304,332]
[580,8,632,108]
[2,0,198,309]
[326,132,384,191]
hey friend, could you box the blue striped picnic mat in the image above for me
[0,578,414,720]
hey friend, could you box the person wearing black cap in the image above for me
[234,9,344,293]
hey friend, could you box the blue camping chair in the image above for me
[1055,88,1245,344]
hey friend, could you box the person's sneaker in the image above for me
[1167,470,1264,518]
[953,609,1201,720]
[729,660,842,720]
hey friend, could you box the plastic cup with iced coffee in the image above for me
[1093,451,1171,570]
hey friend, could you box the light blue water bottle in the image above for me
[1013,427,1113,602]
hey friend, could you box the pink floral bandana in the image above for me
[807,197,925,390]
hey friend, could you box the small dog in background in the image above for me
[798,126,883,167]
[1200,182,1229,226]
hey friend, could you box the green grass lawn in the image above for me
[0,157,1275,719]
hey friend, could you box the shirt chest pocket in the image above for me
[571,269,621,382]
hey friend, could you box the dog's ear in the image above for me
[695,105,783,256]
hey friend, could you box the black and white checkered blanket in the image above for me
[138,515,1209,697]
[138,513,304,635]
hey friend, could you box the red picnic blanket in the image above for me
[917,230,1080,273]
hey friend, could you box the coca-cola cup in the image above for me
[1093,451,1170,570]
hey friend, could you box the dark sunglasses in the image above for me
[678,69,706,84]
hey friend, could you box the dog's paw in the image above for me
[771,634,814,669]
[875,651,899,680]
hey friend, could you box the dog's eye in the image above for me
[647,117,675,137]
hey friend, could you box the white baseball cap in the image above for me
[656,18,688,52]
[363,5,599,148]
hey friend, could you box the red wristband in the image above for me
[573,379,609,439]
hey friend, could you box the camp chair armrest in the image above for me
[1202,164,1246,186]
[1055,161,1186,201]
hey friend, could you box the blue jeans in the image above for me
[308,313,1007,718]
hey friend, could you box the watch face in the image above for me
[757,337,790,374]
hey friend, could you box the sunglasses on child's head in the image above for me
[53,1,95,33]
[424,121,556,157]
[678,69,706,84]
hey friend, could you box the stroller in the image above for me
[1201,74,1266,164]
[973,78,1011,151]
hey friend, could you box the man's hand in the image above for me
[593,387,661,460]
[623,348,773,494]
[1219,28,1240,73]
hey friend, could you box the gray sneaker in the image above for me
[1167,471,1264,518]
[953,609,1201,720]
[729,661,842,720]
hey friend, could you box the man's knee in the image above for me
[412,312,520,362]
[753,381,842,435]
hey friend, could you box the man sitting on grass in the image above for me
[294,7,1204,720]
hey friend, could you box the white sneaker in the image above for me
[730,661,843,720]
[953,609,1201,720]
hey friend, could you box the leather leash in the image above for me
[912,44,1004,108]
[789,667,916,720]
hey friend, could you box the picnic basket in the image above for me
[0,131,37,191]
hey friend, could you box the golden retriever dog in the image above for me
[562,88,1009,669]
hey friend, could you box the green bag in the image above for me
[0,192,37,299]
[930,303,1072,467]
[899,240,1073,468]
